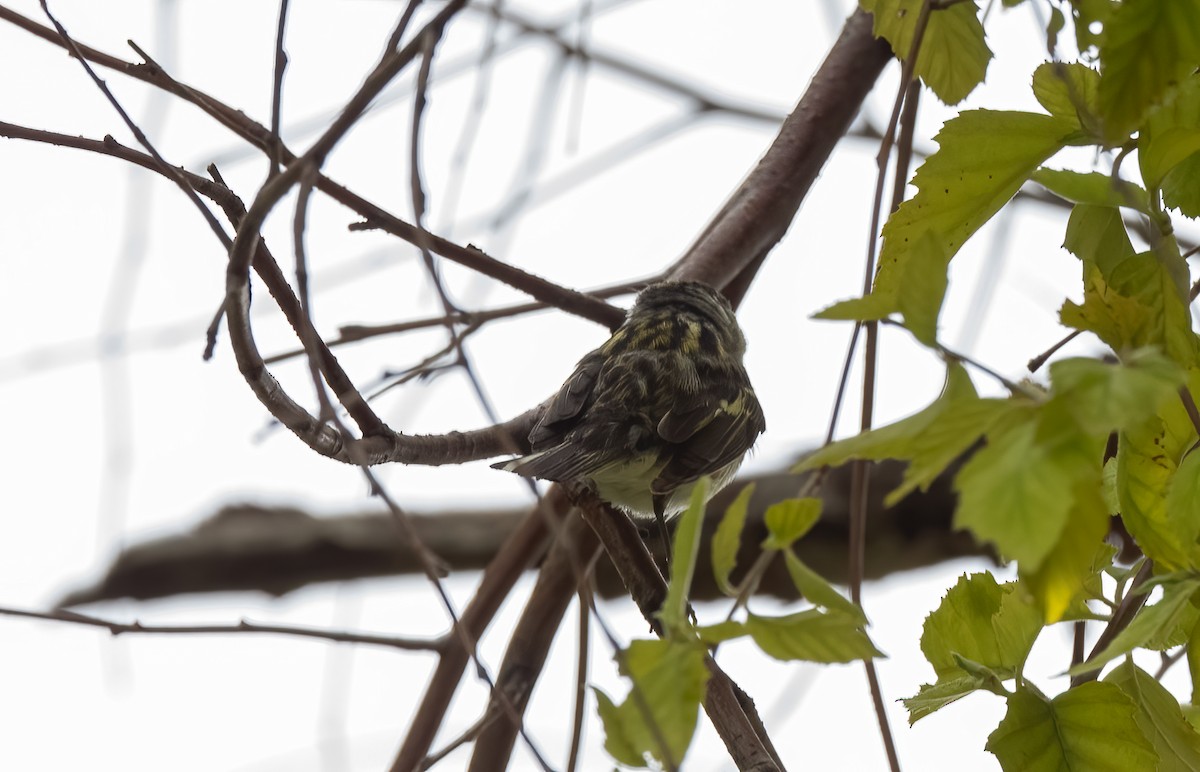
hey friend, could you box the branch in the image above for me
[669,8,893,289]
[57,460,977,607]
[0,606,441,651]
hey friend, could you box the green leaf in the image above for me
[1164,152,1200,218]
[594,689,643,766]
[1021,479,1109,623]
[1188,620,1200,706]
[849,110,1076,322]
[1047,350,1184,435]
[711,483,754,597]
[986,683,1158,772]
[596,639,711,768]
[903,674,989,724]
[1071,575,1200,675]
[896,229,949,346]
[784,550,867,624]
[660,478,709,634]
[1106,661,1200,771]
[796,363,1018,506]
[746,609,882,663]
[1118,371,1200,570]
[954,412,1099,571]
[1032,61,1102,138]
[695,620,747,645]
[921,573,1042,682]
[761,497,821,550]
[1033,168,1149,213]
[1140,76,1200,187]
[1069,0,1116,54]
[818,229,949,346]
[1059,205,1198,367]
[859,0,992,105]
[1097,0,1200,143]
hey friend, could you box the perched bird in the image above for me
[493,280,766,555]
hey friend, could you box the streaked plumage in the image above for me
[493,281,766,530]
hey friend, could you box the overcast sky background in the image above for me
[2,1,1195,770]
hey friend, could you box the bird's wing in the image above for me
[651,385,765,493]
[527,353,603,449]
[494,441,615,483]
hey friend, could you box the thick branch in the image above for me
[58,460,976,607]
[670,9,893,289]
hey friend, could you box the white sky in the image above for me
[2,1,1195,770]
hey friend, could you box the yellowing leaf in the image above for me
[1021,480,1109,623]
[1059,205,1198,366]
[1118,371,1200,569]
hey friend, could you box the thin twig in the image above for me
[0,606,442,650]
[1072,561,1154,686]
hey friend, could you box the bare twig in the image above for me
[0,606,442,651]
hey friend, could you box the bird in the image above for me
[493,280,766,559]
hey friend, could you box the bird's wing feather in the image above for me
[497,443,612,483]
[528,354,603,449]
[651,386,765,493]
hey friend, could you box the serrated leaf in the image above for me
[860,0,992,105]
[1033,62,1102,137]
[784,550,867,624]
[598,639,711,768]
[954,412,1099,571]
[921,572,1042,682]
[986,683,1158,772]
[1097,0,1200,143]
[1106,661,1200,771]
[1033,168,1149,213]
[1022,479,1109,623]
[1140,76,1200,187]
[711,483,754,597]
[1118,371,1200,570]
[903,674,988,724]
[1059,205,1198,367]
[817,229,949,346]
[746,609,882,663]
[761,497,821,550]
[660,478,709,634]
[1071,576,1200,675]
[796,364,1017,506]
[852,110,1076,322]
[1048,351,1184,435]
